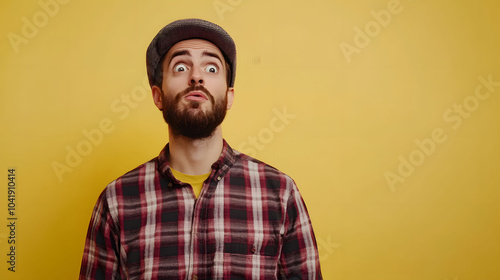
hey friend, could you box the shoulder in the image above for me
[95,157,158,220]
[102,157,158,198]
[232,149,296,188]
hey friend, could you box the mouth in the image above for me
[184,91,209,102]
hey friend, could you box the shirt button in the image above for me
[192,276,198,280]
[217,176,221,181]
[168,183,172,187]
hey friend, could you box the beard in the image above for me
[161,85,228,140]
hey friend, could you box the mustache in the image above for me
[176,85,215,103]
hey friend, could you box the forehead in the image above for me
[164,39,225,64]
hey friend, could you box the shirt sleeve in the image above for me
[80,190,122,280]
[279,180,322,279]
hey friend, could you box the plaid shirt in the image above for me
[80,140,322,279]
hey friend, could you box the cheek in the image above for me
[165,70,185,86]
[164,77,183,95]
[206,76,228,92]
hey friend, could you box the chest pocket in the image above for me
[222,213,282,258]
[224,238,279,257]
[222,235,281,280]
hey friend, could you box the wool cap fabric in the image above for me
[146,18,236,88]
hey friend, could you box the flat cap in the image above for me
[146,18,236,88]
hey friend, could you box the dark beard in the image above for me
[161,85,228,139]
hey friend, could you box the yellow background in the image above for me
[1,0,500,279]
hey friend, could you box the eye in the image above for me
[174,63,187,72]
[205,64,218,73]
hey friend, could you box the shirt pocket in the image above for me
[222,236,281,279]
[224,240,279,257]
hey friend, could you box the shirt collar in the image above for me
[157,139,236,182]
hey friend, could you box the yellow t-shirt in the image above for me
[170,168,210,199]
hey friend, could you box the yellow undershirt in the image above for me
[170,168,210,199]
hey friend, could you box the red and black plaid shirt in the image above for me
[80,140,322,279]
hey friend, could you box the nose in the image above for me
[189,67,204,86]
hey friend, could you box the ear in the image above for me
[151,85,164,110]
[226,87,234,110]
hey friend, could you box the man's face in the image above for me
[152,39,234,139]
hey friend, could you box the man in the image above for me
[80,18,322,279]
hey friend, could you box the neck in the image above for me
[167,126,224,175]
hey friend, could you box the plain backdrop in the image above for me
[1,0,500,279]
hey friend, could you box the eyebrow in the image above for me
[202,51,224,65]
[168,50,224,66]
[168,50,190,65]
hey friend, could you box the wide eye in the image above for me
[174,63,187,72]
[205,64,218,73]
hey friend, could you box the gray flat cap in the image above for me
[146,18,236,88]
